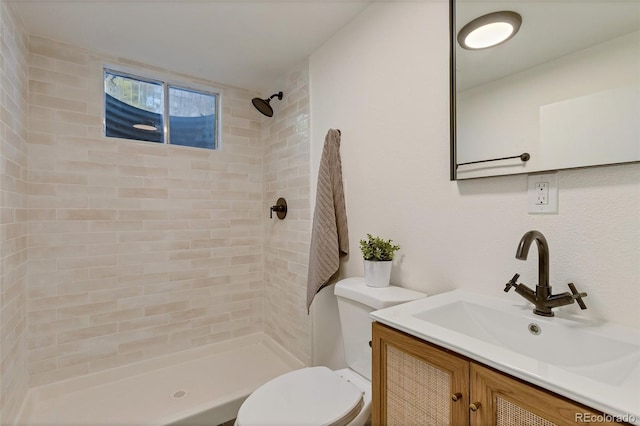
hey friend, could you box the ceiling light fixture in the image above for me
[458,11,522,50]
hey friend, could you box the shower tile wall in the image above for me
[262,63,312,365]
[0,1,29,423]
[26,37,266,386]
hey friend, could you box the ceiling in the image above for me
[15,1,637,94]
[13,0,371,93]
[456,1,640,91]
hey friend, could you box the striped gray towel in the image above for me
[306,129,349,311]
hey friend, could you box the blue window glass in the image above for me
[169,86,217,150]
[104,70,164,143]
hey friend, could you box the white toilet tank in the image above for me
[334,277,426,380]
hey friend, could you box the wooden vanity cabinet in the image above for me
[372,322,623,426]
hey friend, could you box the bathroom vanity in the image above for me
[372,323,625,425]
[370,290,640,425]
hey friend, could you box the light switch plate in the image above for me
[528,173,558,214]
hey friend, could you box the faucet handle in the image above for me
[568,283,588,310]
[504,273,520,292]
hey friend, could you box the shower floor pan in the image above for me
[18,333,303,426]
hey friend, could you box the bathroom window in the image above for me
[104,69,219,150]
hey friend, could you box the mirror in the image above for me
[450,0,640,180]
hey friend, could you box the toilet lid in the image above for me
[237,366,364,426]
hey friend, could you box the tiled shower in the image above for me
[0,2,312,423]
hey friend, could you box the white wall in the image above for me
[309,1,640,366]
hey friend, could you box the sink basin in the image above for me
[414,300,640,383]
[371,289,640,424]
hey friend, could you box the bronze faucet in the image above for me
[504,230,587,317]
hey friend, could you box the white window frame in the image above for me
[103,67,222,150]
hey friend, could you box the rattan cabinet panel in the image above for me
[386,345,451,425]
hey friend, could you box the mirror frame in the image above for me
[449,0,457,181]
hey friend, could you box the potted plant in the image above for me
[359,234,400,287]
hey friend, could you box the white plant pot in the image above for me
[363,260,392,288]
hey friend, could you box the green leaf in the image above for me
[359,234,400,261]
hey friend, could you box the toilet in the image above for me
[235,277,426,426]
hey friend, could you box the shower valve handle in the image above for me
[270,205,284,218]
[270,198,288,220]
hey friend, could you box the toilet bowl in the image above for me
[235,278,426,426]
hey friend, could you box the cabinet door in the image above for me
[470,363,621,426]
[372,322,469,426]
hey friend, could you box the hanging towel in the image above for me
[306,129,349,312]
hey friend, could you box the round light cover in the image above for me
[458,11,522,50]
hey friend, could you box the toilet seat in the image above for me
[236,366,364,426]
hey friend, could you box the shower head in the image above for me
[251,91,283,117]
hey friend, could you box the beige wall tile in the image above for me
[57,324,118,344]
[262,62,312,365]
[118,188,168,199]
[117,314,169,333]
[0,1,29,422]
